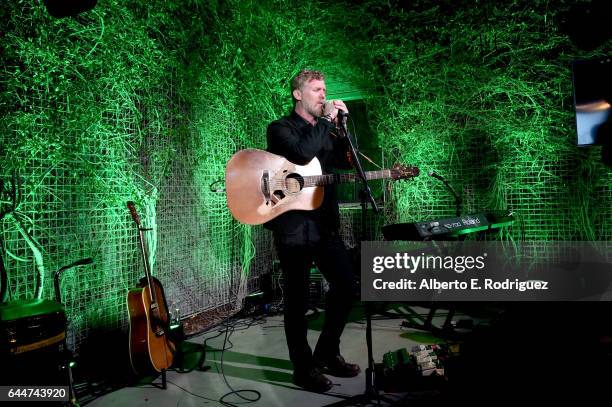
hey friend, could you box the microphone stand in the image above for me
[427,172,463,335]
[325,113,394,407]
[338,113,379,215]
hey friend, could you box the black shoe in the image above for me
[293,367,333,392]
[314,354,361,378]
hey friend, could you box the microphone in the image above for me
[337,109,349,130]
[428,171,445,181]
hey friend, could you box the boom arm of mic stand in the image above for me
[430,172,462,217]
[442,179,462,217]
[338,118,379,214]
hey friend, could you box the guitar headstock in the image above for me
[391,164,420,180]
[127,201,142,228]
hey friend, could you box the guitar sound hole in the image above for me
[285,174,304,194]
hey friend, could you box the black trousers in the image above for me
[275,233,356,373]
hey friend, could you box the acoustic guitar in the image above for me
[126,201,175,375]
[225,149,419,225]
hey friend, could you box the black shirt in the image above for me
[264,110,352,245]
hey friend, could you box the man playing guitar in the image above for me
[264,69,360,392]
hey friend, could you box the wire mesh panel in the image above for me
[1,0,611,357]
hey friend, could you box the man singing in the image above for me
[265,69,360,392]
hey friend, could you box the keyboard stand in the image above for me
[393,302,462,339]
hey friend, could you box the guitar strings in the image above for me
[268,170,392,189]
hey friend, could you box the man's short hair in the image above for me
[291,69,325,92]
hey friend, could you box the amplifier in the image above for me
[0,299,67,385]
[272,260,328,306]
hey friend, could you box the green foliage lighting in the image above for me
[0,0,610,354]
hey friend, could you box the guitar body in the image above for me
[226,149,324,225]
[127,277,175,374]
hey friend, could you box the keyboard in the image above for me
[382,211,515,240]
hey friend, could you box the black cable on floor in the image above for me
[164,314,263,406]
[165,379,222,404]
[217,317,261,406]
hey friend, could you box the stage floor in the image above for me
[82,302,612,406]
[84,304,456,406]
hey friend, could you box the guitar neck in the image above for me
[304,170,392,187]
[137,228,158,306]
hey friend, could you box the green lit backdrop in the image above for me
[1,0,610,352]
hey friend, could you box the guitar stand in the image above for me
[151,369,167,390]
